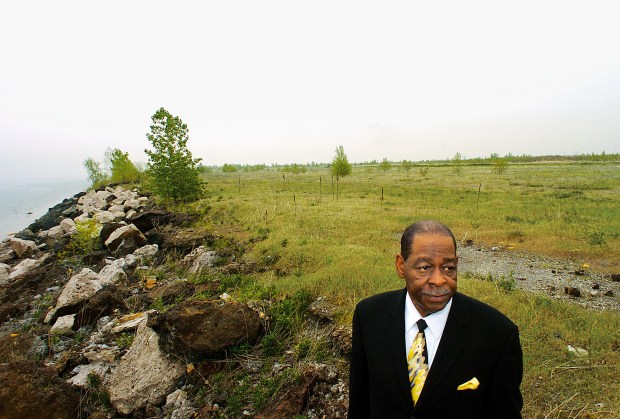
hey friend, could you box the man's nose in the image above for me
[429,268,447,286]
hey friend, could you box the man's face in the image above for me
[396,233,458,317]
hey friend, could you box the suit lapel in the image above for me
[415,293,472,409]
[383,288,414,410]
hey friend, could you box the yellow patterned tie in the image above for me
[408,319,428,405]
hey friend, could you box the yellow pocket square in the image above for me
[457,377,480,390]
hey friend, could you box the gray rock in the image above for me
[132,244,159,264]
[184,246,217,274]
[10,238,38,258]
[50,314,76,335]
[46,225,64,240]
[59,218,76,234]
[108,320,185,415]
[147,300,263,361]
[98,264,127,284]
[45,268,102,323]
[0,263,10,285]
[104,224,147,255]
[9,257,44,280]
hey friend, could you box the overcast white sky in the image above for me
[1,0,619,183]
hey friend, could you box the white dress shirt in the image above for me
[404,294,452,369]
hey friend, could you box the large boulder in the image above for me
[76,284,127,327]
[147,300,263,361]
[104,224,147,255]
[129,209,172,233]
[45,268,104,323]
[8,257,45,281]
[0,361,81,419]
[108,319,185,415]
[10,237,38,258]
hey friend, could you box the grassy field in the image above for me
[185,161,620,417]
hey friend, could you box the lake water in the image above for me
[0,179,88,239]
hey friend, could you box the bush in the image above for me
[105,148,141,184]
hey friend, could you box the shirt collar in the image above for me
[405,291,453,337]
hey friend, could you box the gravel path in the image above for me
[458,246,620,312]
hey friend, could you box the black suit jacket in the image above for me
[348,290,523,419]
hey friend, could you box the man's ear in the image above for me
[395,253,405,279]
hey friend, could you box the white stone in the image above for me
[50,314,76,335]
[74,212,91,223]
[108,204,126,213]
[67,363,114,387]
[94,211,116,224]
[108,320,185,415]
[46,268,102,322]
[567,344,589,357]
[0,263,10,285]
[60,218,77,234]
[104,224,146,252]
[47,225,64,240]
[111,211,126,221]
[111,311,152,334]
[125,209,137,220]
[9,258,43,280]
[10,238,38,258]
[132,244,159,264]
[98,264,127,285]
[38,230,49,239]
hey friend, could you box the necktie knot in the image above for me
[416,318,427,332]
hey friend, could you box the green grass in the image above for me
[187,162,620,417]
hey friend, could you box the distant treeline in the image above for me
[202,152,619,173]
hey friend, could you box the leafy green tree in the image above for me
[331,145,352,198]
[105,148,141,184]
[491,158,508,174]
[379,158,392,172]
[83,157,107,188]
[144,107,203,202]
[222,163,238,173]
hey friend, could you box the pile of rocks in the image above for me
[0,186,277,418]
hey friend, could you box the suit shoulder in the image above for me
[355,288,403,312]
[455,293,518,330]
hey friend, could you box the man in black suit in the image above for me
[348,220,523,418]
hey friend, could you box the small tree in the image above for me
[451,152,463,175]
[222,163,238,173]
[83,157,107,188]
[145,107,203,202]
[105,148,141,184]
[401,160,413,172]
[331,145,352,198]
[379,158,392,173]
[491,158,508,174]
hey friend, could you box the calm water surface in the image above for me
[0,179,88,239]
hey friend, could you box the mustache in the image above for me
[421,289,452,296]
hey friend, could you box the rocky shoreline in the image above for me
[0,185,618,418]
[0,186,349,418]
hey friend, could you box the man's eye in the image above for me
[417,266,431,271]
[442,266,455,272]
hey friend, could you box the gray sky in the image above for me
[1,0,619,183]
